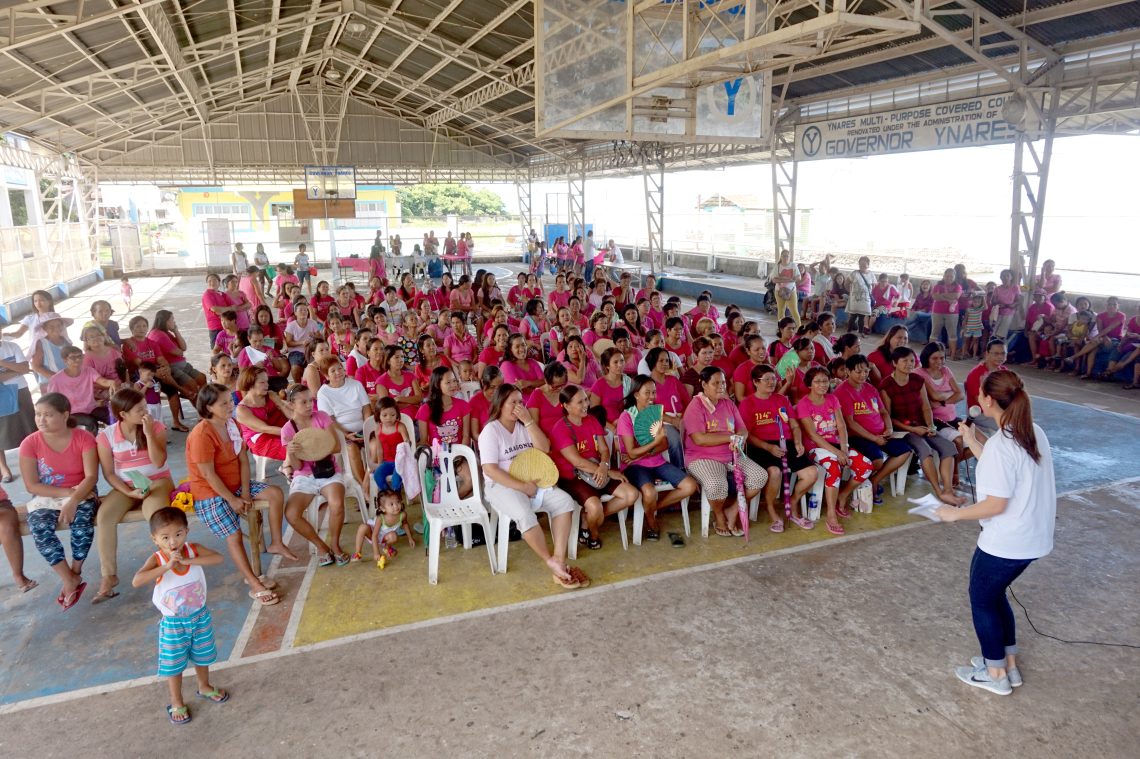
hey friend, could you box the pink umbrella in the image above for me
[776,408,793,519]
[732,437,749,544]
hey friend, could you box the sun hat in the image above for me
[292,427,336,462]
[40,312,74,327]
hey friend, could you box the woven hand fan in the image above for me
[632,404,664,446]
[509,448,559,488]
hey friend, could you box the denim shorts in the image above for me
[624,461,688,490]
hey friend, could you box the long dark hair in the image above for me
[35,392,77,428]
[876,325,908,360]
[110,387,148,449]
[982,369,1041,463]
[427,365,456,426]
[558,383,583,415]
[622,373,654,410]
[152,309,176,334]
[487,382,519,423]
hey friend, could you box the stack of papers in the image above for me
[907,493,944,522]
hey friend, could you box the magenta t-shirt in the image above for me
[147,329,183,363]
[654,374,690,416]
[201,289,229,331]
[525,388,563,436]
[795,394,842,449]
[280,410,339,477]
[834,381,886,436]
[355,363,385,396]
[501,359,543,386]
[1096,311,1125,339]
[377,370,415,398]
[682,396,745,464]
[616,410,665,468]
[20,429,97,488]
[415,397,470,444]
[443,332,478,363]
[548,415,604,480]
[589,376,625,423]
[931,283,962,315]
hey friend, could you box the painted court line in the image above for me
[0,519,930,716]
[5,474,1136,717]
[280,549,319,650]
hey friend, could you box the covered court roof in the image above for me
[1,0,1137,183]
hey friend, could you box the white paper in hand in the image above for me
[907,493,945,522]
[244,346,268,365]
[530,487,549,510]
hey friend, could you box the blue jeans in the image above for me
[969,547,1035,667]
[665,424,685,468]
[372,461,402,494]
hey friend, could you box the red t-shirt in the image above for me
[739,393,795,443]
[477,346,504,367]
[548,415,605,480]
[354,362,386,396]
[834,380,886,437]
[965,362,1006,409]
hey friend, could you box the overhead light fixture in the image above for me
[347,21,366,33]
[326,68,342,81]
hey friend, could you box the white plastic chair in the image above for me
[417,444,497,584]
[303,430,370,554]
[489,491,580,575]
[618,482,694,548]
[890,453,912,496]
[252,453,273,481]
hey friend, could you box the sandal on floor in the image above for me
[257,575,278,590]
[197,688,230,704]
[567,566,591,588]
[334,552,351,567]
[167,705,191,725]
[586,536,602,550]
[59,581,87,611]
[18,579,38,593]
[714,526,733,537]
[91,588,120,604]
[836,504,852,518]
[668,532,685,547]
[769,520,785,533]
[730,527,745,537]
[248,589,280,606]
[552,572,581,589]
[578,527,591,546]
[825,521,845,535]
[790,515,815,530]
[318,553,335,567]
[645,529,660,542]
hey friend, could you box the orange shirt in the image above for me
[187,419,243,499]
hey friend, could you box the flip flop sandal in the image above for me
[567,566,591,588]
[1,474,14,483]
[668,532,685,547]
[18,579,37,593]
[790,515,815,530]
[60,582,87,611]
[197,688,230,704]
[334,553,351,567]
[257,575,278,590]
[248,589,280,606]
[91,589,120,604]
[552,573,581,589]
[836,504,852,518]
[167,705,191,725]
[714,526,733,537]
[318,553,335,567]
[769,520,785,533]
[730,527,745,537]
[645,529,660,542]
[826,522,846,535]
[586,536,602,550]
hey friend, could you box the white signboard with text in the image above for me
[795,93,1021,162]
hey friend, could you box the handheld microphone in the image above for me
[964,405,982,426]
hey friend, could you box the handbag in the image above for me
[563,419,610,490]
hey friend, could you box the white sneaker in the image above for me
[971,656,1022,687]
[955,664,1012,695]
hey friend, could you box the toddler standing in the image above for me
[132,507,226,725]
[120,276,134,311]
[961,292,987,359]
[136,361,165,421]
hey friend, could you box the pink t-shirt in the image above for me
[738,393,794,443]
[548,415,605,480]
[501,359,543,386]
[795,394,842,449]
[377,370,415,399]
[82,348,122,383]
[201,289,229,331]
[98,421,172,480]
[615,409,665,468]
[443,332,478,363]
[227,291,251,330]
[682,396,745,464]
[20,428,97,488]
[589,376,625,423]
[214,330,240,355]
[147,329,184,364]
[354,363,386,396]
[932,283,962,315]
[477,346,504,368]
[415,397,470,444]
[284,320,323,355]
[525,388,564,436]
[47,367,102,414]
[549,290,571,311]
[1096,311,1125,340]
[834,380,886,436]
[654,374,690,416]
[449,288,475,310]
[280,411,340,477]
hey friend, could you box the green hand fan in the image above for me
[632,404,664,446]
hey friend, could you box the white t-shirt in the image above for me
[384,298,408,324]
[316,378,370,433]
[975,422,1055,560]
[637,350,682,376]
[812,335,836,362]
[284,319,323,355]
[0,341,30,389]
[609,246,625,265]
[477,419,534,469]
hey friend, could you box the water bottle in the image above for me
[806,493,820,522]
[444,526,458,549]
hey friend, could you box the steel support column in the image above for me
[516,173,534,253]
[567,151,586,243]
[1010,88,1059,296]
[770,128,797,263]
[641,142,665,275]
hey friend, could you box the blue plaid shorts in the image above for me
[192,481,269,539]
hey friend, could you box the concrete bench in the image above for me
[15,498,275,576]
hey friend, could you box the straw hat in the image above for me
[292,427,336,462]
[508,449,559,488]
[40,312,74,327]
[591,338,615,359]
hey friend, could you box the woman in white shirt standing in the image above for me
[936,370,1055,696]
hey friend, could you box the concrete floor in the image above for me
[0,269,1136,755]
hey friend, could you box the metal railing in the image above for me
[0,222,98,304]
